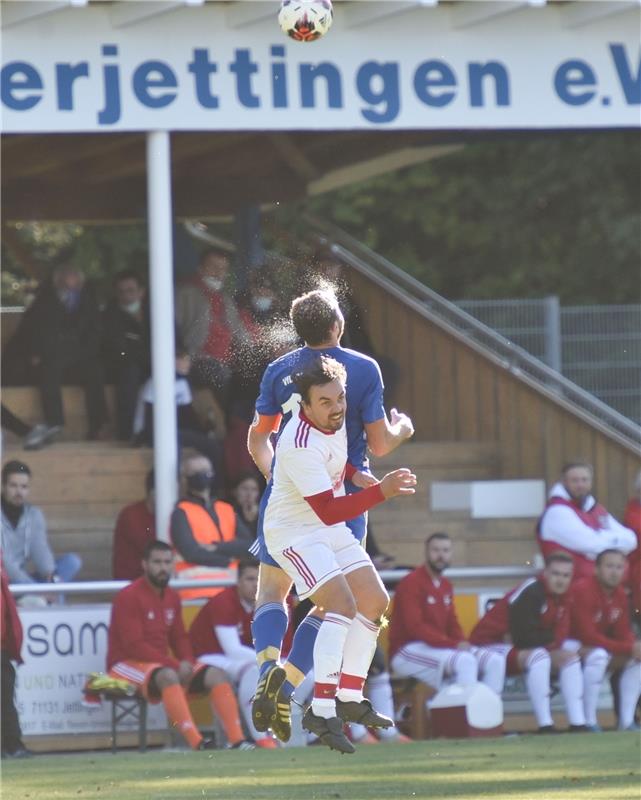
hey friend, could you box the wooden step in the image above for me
[371,441,500,470]
[2,386,117,440]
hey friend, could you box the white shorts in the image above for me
[270,525,372,600]
[196,652,257,684]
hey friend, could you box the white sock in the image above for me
[367,672,399,739]
[477,648,506,695]
[446,650,477,685]
[559,654,586,726]
[525,648,553,727]
[238,662,262,740]
[582,648,609,727]
[618,660,641,729]
[336,613,380,703]
[312,612,351,719]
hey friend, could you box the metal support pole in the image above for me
[146,131,178,541]
[543,294,562,373]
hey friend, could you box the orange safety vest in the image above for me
[173,499,238,599]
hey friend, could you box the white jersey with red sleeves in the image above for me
[263,409,348,553]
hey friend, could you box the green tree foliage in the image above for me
[302,132,641,304]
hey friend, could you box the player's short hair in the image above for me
[293,356,347,405]
[595,548,625,566]
[237,556,260,577]
[290,289,344,346]
[1,460,31,485]
[561,461,593,476]
[544,550,574,568]
[142,540,173,560]
[426,532,450,547]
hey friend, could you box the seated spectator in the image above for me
[389,533,505,696]
[470,552,586,733]
[189,557,276,748]
[102,270,150,441]
[229,473,262,540]
[537,461,636,582]
[112,469,156,581]
[18,259,107,450]
[107,540,254,751]
[570,549,641,732]
[623,472,641,624]
[175,247,251,415]
[170,455,252,600]
[133,350,222,486]
[1,460,81,591]
[1,563,30,758]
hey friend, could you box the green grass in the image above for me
[2,733,640,800]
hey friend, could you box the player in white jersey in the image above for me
[263,355,416,753]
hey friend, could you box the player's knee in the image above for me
[154,667,179,689]
[585,647,609,667]
[356,586,389,621]
[457,651,478,673]
[203,665,228,688]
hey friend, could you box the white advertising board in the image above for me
[1,3,639,132]
[15,605,167,737]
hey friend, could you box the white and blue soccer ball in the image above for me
[278,0,333,42]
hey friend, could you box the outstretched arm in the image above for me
[365,408,414,458]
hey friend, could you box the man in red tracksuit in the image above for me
[571,549,641,732]
[1,564,30,758]
[107,539,253,750]
[389,532,505,696]
[469,551,586,732]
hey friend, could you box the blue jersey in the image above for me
[251,345,385,563]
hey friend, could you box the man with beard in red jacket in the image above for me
[571,549,641,732]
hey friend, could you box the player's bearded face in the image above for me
[144,552,173,588]
[426,541,452,574]
[304,379,346,432]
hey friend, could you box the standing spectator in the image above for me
[102,270,150,441]
[112,469,156,581]
[229,473,262,540]
[133,350,222,484]
[170,455,252,600]
[107,540,254,751]
[1,460,81,589]
[1,564,30,758]
[175,247,251,414]
[389,532,505,696]
[571,549,641,732]
[189,557,277,748]
[20,260,107,449]
[537,462,636,583]
[470,552,586,733]
[623,471,641,624]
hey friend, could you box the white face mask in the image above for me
[121,300,141,315]
[252,296,273,312]
[203,276,223,292]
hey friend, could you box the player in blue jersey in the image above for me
[248,288,414,740]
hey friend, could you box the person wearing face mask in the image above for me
[170,455,253,600]
[13,257,107,450]
[175,247,251,416]
[102,270,150,441]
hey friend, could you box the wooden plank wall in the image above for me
[348,270,640,518]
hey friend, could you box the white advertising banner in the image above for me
[15,605,167,737]
[1,3,639,133]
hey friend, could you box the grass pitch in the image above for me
[2,732,639,800]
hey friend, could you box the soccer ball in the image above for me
[278,0,333,42]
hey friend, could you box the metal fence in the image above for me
[456,299,641,425]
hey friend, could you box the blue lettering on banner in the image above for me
[1,42,640,126]
[26,620,109,658]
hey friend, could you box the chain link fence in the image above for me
[455,299,641,425]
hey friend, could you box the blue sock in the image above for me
[281,614,323,699]
[252,602,289,677]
